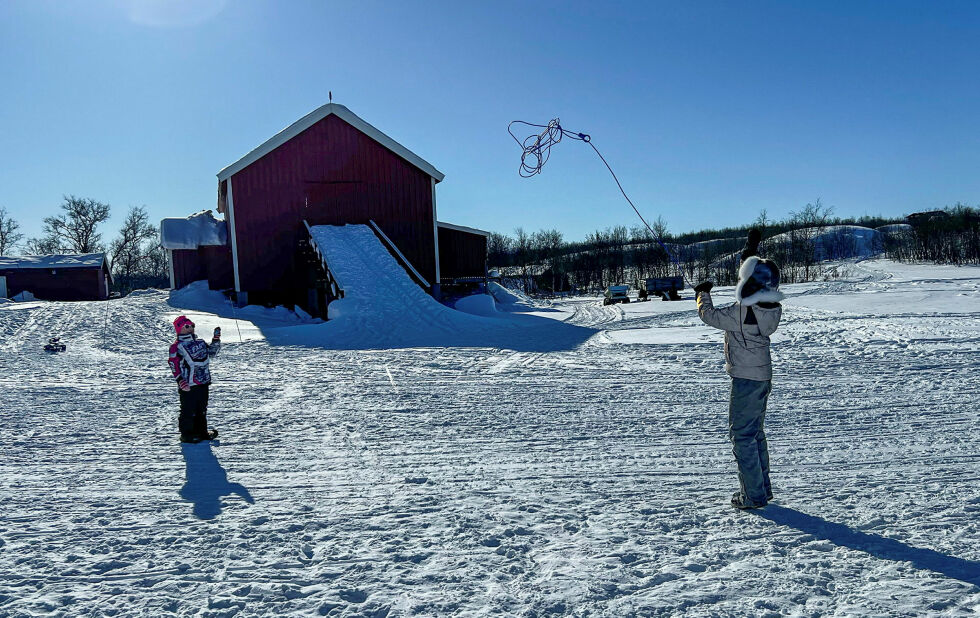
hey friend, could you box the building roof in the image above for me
[437,221,490,237]
[0,253,108,270]
[217,103,445,183]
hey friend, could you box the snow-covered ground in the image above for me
[1,259,979,616]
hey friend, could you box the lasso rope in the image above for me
[508,118,689,286]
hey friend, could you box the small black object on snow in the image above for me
[44,337,66,353]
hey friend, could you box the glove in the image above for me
[213,327,221,340]
[741,228,762,260]
[694,281,713,294]
[178,378,191,392]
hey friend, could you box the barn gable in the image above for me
[217,103,444,184]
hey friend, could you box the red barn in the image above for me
[202,102,486,315]
[0,254,111,301]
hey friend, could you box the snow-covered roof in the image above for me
[160,210,228,250]
[217,103,445,183]
[0,253,107,270]
[437,221,490,237]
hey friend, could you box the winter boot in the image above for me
[731,491,767,510]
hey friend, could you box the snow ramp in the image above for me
[308,223,442,320]
[272,224,596,350]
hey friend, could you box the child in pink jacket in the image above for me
[168,315,221,443]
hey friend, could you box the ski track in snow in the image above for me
[1,260,980,616]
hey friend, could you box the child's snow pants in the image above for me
[729,377,772,505]
[178,384,210,439]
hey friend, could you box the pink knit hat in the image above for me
[173,316,195,332]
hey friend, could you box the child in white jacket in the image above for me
[695,231,784,509]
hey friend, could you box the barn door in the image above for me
[0,276,7,298]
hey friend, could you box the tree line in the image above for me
[880,203,980,265]
[489,201,980,294]
[0,196,168,294]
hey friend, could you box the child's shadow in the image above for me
[756,505,980,586]
[179,443,254,519]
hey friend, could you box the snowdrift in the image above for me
[168,281,314,326]
[454,294,497,316]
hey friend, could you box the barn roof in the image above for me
[0,253,108,270]
[217,103,445,183]
[437,221,490,237]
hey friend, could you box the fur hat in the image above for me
[736,256,784,306]
[173,315,195,332]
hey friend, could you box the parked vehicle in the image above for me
[603,285,631,305]
[644,276,684,301]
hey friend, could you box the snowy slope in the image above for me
[0,260,979,616]
[270,224,592,351]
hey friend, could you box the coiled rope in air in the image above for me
[507,118,690,286]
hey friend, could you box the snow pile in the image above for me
[168,281,315,325]
[454,293,497,316]
[12,290,35,302]
[489,281,538,305]
[160,210,228,250]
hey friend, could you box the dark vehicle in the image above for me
[645,276,684,301]
[44,337,66,353]
[603,285,631,305]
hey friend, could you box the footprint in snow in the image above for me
[338,588,368,603]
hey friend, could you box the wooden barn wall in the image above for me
[200,246,234,290]
[229,114,436,303]
[438,227,487,280]
[171,249,204,289]
[0,268,107,301]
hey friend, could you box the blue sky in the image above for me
[1,0,978,244]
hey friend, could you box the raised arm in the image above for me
[696,289,742,332]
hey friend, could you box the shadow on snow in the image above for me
[755,505,980,587]
[166,293,599,352]
[255,312,598,352]
[179,443,254,519]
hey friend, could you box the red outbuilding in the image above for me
[160,210,234,291]
[164,102,487,317]
[0,253,111,301]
